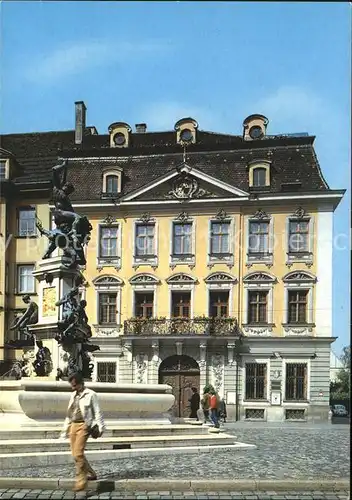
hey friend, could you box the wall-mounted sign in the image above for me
[271,390,282,406]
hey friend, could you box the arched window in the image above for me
[253,167,267,187]
[106,175,119,194]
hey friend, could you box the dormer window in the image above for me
[174,118,198,145]
[243,114,269,141]
[108,122,131,148]
[248,160,271,188]
[253,167,266,187]
[102,169,122,196]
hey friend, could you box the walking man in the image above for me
[60,372,105,492]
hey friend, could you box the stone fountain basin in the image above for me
[0,380,175,427]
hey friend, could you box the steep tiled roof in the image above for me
[0,128,330,198]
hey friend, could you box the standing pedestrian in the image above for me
[201,390,211,423]
[60,372,105,492]
[209,389,220,428]
[189,387,200,419]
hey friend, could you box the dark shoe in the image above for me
[87,474,97,481]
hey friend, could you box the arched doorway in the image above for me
[159,355,200,418]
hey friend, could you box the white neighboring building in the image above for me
[330,351,344,383]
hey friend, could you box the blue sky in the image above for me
[1,2,350,354]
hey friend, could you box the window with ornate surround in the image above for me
[207,210,234,268]
[244,362,268,401]
[204,272,237,319]
[166,273,197,318]
[133,213,158,269]
[242,272,276,335]
[130,273,160,318]
[170,212,195,269]
[286,207,314,267]
[92,275,123,336]
[282,271,316,336]
[97,215,121,270]
[245,210,273,267]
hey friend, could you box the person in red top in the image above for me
[209,390,220,428]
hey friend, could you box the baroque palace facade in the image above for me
[0,102,345,422]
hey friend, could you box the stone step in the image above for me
[0,423,212,441]
[0,441,255,470]
[0,432,237,454]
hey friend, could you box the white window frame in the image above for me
[93,275,123,329]
[242,357,270,403]
[207,217,234,268]
[133,219,158,269]
[282,358,311,402]
[102,169,122,195]
[205,273,237,317]
[97,222,121,270]
[282,271,316,334]
[245,213,274,267]
[129,274,160,318]
[0,159,9,180]
[170,216,196,268]
[167,274,197,319]
[17,206,37,237]
[242,273,277,336]
[16,264,35,294]
[248,160,271,188]
[286,212,314,266]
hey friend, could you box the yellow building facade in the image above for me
[0,103,345,422]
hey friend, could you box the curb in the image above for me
[0,478,350,492]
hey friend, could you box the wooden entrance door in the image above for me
[159,355,200,418]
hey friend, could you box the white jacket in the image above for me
[60,387,105,439]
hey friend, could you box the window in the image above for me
[135,224,155,256]
[97,362,116,383]
[135,292,154,318]
[209,291,229,318]
[288,290,308,324]
[172,223,192,255]
[99,226,118,258]
[285,363,307,400]
[253,168,266,187]
[248,291,268,323]
[106,175,119,194]
[17,265,35,293]
[0,160,6,179]
[288,220,309,253]
[210,221,230,254]
[245,363,267,400]
[18,208,36,237]
[172,291,191,318]
[248,221,269,255]
[98,293,117,324]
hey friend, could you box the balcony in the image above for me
[123,317,240,337]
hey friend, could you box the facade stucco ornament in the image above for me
[21,350,36,377]
[176,211,191,223]
[227,342,236,365]
[291,207,308,219]
[151,341,160,365]
[252,209,271,220]
[138,212,154,224]
[169,174,211,200]
[243,325,272,336]
[94,326,120,337]
[199,342,207,369]
[123,340,133,363]
[135,353,148,384]
[215,209,230,221]
[101,214,117,224]
[175,341,183,356]
[212,354,224,395]
[283,325,313,335]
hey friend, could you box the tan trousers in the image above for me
[69,422,96,489]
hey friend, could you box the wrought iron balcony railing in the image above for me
[123,317,239,337]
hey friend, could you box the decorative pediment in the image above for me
[250,209,271,220]
[92,275,123,288]
[243,272,277,283]
[166,273,197,284]
[215,209,230,221]
[290,207,309,219]
[205,273,237,284]
[283,271,316,283]
[176,211,191,223]
[101,214,118,225]
[120,165,249,202]
[129,273,160,285]
[137,213,155,224]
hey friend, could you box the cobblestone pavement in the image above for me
[0,490,350,500]
[0,424,349,480]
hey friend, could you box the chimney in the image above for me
[75,101,87,144]
[135,123,147,134]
